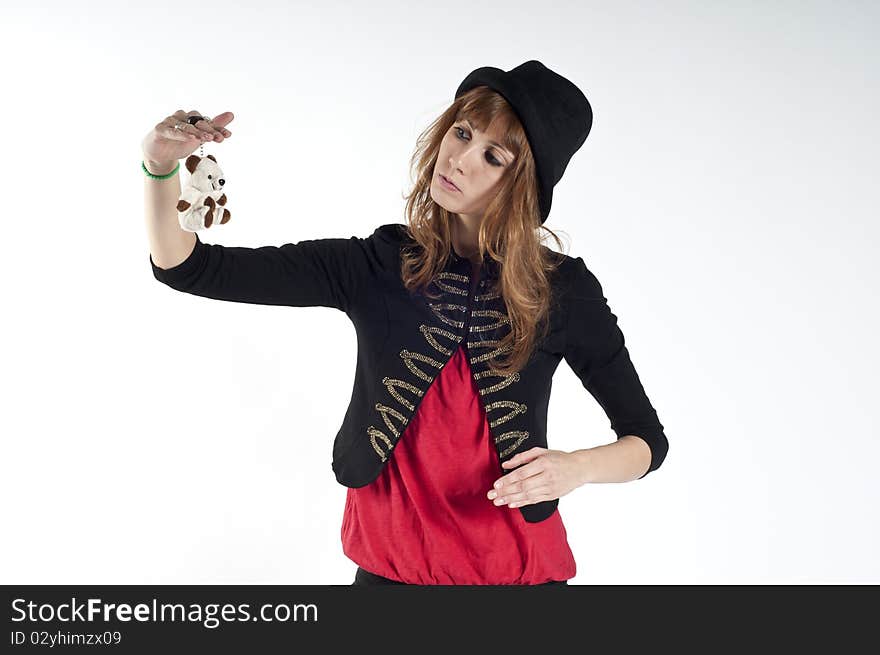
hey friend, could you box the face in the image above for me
[431,118,515,222]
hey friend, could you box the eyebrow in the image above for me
[461,119,514,159]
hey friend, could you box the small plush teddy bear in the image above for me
[177,153,231,232]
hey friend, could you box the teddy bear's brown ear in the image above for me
[185,154,201,174]
[207,154,217,163]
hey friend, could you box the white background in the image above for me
[1,0,877,584]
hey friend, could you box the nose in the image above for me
[450,141,479,173]
[449,153,468,174]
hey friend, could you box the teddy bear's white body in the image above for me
[178,185,224,232]
[176,154,230,232]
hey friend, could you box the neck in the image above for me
[451,214,483,265]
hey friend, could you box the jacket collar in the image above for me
[447,247,501,281]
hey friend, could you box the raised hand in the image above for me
[142,109,234,168]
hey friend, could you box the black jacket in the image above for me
[149,222,668,523]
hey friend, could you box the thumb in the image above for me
[207,111,234,128]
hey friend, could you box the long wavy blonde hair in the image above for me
[400,85,568,378]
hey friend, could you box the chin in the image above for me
[430,186,455,212]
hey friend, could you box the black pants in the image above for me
[353,566,568,586]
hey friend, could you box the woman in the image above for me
[141,60,669,586]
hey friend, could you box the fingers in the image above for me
[206,111,235,131]
[499,486,553,508]
[159,116,210,142]
[190,109,233,139]
[192,117,224,142]
[165,109,233,142]
[491,482,552,508]
[210,115,233,138]
[193,110,233,137]
[190,115,228,142]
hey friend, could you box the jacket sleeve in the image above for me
[149,231,371,314]
[562,257,669,478]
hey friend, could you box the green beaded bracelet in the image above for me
[141,160,180,179]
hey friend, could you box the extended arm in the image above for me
[149,232,370,313]
[144,157,370,314]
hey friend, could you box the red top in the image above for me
[341,342,577,584]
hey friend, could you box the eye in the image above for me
[454,125,504,167]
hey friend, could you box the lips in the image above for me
[439,173,461,191]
